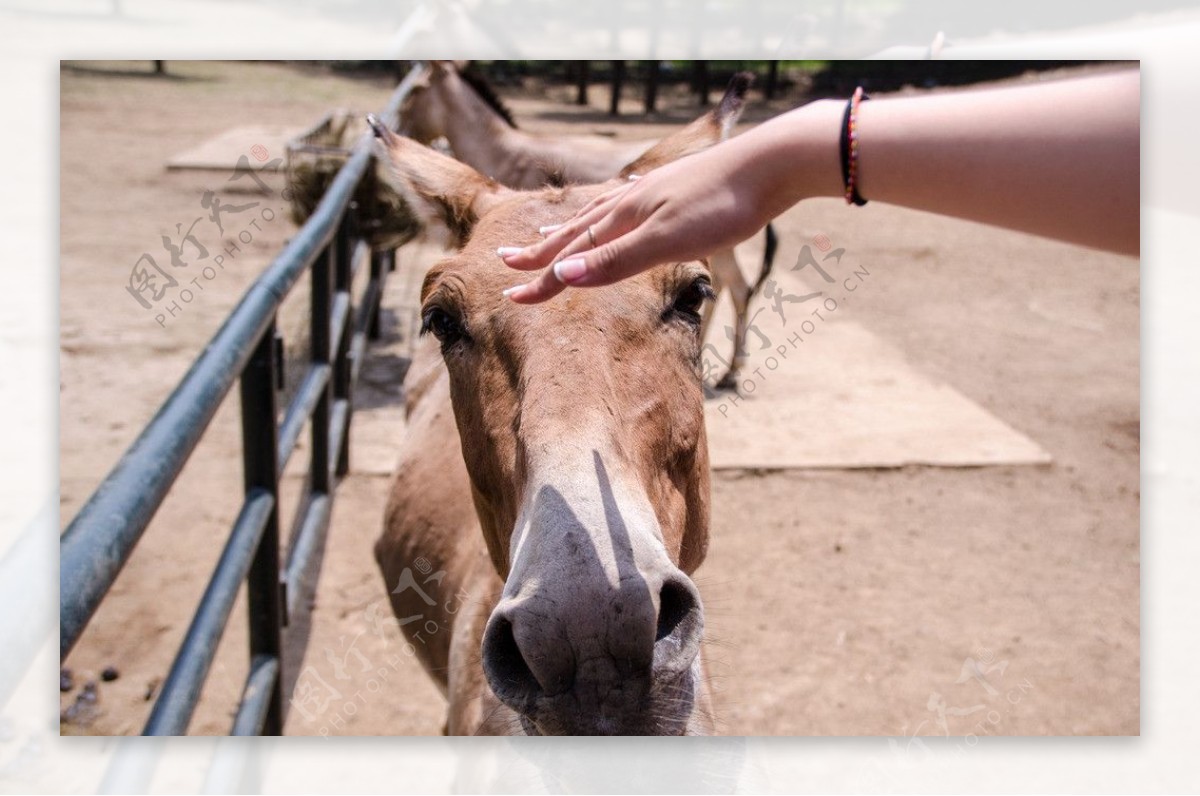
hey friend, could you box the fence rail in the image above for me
[59,64,425,736]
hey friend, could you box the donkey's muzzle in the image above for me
[480,569,704,734]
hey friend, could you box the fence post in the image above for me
[643,60,659,115]
[575,61,590,106]
[333,211,355,477]
[692,60,710,106]
[239,317,284,735]
[609,60,625,116]
[368,249,387,341]
[311,243,333,494]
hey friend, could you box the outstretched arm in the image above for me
[500,68,1139,303]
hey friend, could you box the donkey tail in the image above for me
[750,223,779,298]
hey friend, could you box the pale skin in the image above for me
[499,68,1139,303]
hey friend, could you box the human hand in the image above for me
[496,145,774,303]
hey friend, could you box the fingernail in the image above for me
[553,258,587,283]
[496,246,522,258]
[502,285,525,299]
[538,224,563,236]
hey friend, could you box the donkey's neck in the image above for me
[440,81,544,185]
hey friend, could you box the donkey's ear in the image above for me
[370,115,512,249]
[619,72,754,178]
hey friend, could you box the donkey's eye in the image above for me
[667,277,715,325]
[420,306,468,345]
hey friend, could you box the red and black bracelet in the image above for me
[839,86,870,206]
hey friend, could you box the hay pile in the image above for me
[286,112,420,251]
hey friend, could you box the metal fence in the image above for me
[59,66,424,736]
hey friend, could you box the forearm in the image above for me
[499,69,1138,304]
[745,69,1140,255]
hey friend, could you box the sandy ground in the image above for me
[59,61,1138,737]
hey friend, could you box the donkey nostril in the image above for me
[652,576,703,679]
[656,579,698,642]
[481,616,542,708]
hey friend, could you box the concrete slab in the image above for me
[702,266,1051,470]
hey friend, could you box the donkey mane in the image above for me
[459,66,519,129]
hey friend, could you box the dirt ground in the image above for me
[58,61,1138,737]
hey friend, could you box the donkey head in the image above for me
[374,76,749,734]
[398,60,517,146]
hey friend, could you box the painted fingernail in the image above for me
[502,285,525,299]
[553,258,587,283]
[538,224,563,236]
[496,246,523,258]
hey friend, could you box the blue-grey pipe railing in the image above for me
[59,62,427,736]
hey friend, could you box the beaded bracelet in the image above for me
[839,86,870,206]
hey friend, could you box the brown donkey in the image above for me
[399,61,778,390]
[369,93,747,735]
